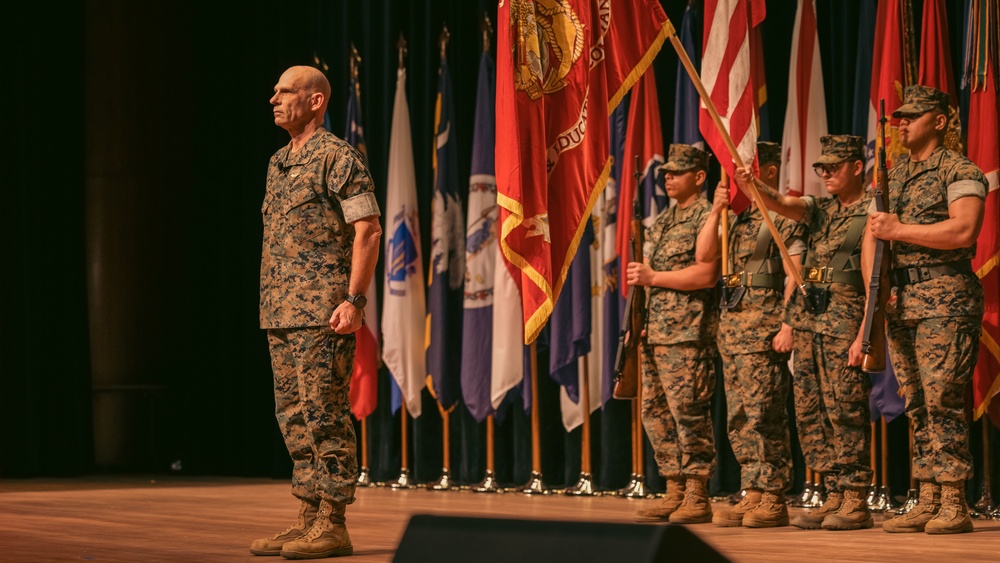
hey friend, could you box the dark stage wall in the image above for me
[4,0,997,500]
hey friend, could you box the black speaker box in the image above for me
[393,514,730,563]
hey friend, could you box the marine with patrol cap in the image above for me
[864,84,987,534]
[734,134,875,531]
[628,144,720,524]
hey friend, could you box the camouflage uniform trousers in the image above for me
[792,329,872,492]
[641,343,717,478]
[720,350,792,491]
[268,327,358,506]
[887,315,980,482]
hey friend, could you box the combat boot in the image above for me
[925,481,973,535]
[790,490,842,529]
[883,481,940,533]
[280,500,353,559]
[250,500,319,556]
[669,477,713,524]
[712,488,762,527]
[822,487,873,530]
[742,490,789,528]
[635,478,685,521]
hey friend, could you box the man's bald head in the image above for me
[271,65,331,136]
[284,65,331,107]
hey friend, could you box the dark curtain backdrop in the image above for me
[4,0,998,501]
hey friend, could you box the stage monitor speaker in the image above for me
[393,514,729,563]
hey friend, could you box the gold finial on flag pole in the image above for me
[397,33,407,70]
[482,13,493,53]
[349,42,361,79]
[439,25,450,61]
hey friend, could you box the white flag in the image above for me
[779,0,828,197]
[382,67,426,417]
[490,247,524,410]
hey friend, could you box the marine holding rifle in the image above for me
[865,85,987,535]
[733,135,875,531]
[698,142,806,528]
[627,144,720,524]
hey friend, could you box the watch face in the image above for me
[350,294,367,309]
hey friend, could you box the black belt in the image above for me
[803,266,863,288]
[723,271,783,290]
[890,261,973,286]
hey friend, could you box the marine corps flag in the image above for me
[496,0,669,343]
[867,0,916,170]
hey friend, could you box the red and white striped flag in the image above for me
[700,0,765,213]
[779,0,828,198]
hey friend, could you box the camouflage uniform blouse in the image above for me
[886,147,986,321]
[787,195,870,339]
[719,207,805,355]
[643,197,717,346]
[260,129,380,329]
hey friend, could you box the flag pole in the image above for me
[565,355,595,495]
[623,351,647,498]
[522,341,549,494]
[428,405,455,490]
[896,421,919,514]
[719,169,730,277]
[663,18,805,291]
[617,394,642,496]
[973,417,998,517]
[866,420,879,510]
[472,414,500,492]
[389,401,416,489]
[878,417,899,510]
[356,418,371,486]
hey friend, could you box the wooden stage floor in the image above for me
[2,476,999,562]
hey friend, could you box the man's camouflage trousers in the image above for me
[792,330,872,492]
[268,327,358,505]
[641,343,716,478]
[887,315,980,483]
[720,350,792,491]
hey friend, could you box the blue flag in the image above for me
[427,56,466,410]
[601,99,629,404]
[548,222,594,403]
[673,3,704,150]
[460,52,498,423]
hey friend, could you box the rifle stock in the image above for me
[613,160,647,399]
[861,100,892,373]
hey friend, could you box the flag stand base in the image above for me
[972,484,1000,519]
[427,468,456,491]
[389,468,416,490]
[876,485,899,512]
[520,471,549,495]
[895,488,919,515]
[791,482,815,507]
[563,472,597,496]
[356,466,371,487]
[619,474,649,498]
[471,470,501,493]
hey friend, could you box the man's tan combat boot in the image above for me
[712,488,762,527]
[669,477,713,524]
[790,490,842,529]
[822,487,873,530]
[742,490,790,528]
[925,481,973,534]
[280,500,352,559]
[883,481,941,533]
[635,478,685,521]
[250,500,319,556]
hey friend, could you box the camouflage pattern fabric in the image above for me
[791,330,872,491]
[643,197,718,346]
[642,343,716,478]
[718,207,804,355]
[720,350,792,491]
[886,147,985,322]
[757,141,781,166]
[785,195,869,337]
[260,128,380,329]
[813,135,865,166]
[892,84,951,117]
[269,327,358,505]
[887,316,979,482]
[660,143,711,172]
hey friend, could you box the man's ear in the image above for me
[694,169,707,188]
[763,163,779,182]
[310,92,325,112]
[934,110,948,132]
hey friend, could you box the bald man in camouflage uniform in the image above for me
[735,135,875,530]
[251,65,382,558]
[699,142,806,528]
[630,145,720,524]
[867,85,986,535]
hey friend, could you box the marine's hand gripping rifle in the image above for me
[613,157,646,399]
[861,100,892,372]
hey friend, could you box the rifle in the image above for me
[861,100,891,373]
[613,156,647,399]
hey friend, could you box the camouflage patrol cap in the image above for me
[892,84,950,118]
[813,135,866,166]
[660,144,711,173]
[757,141,781,165]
